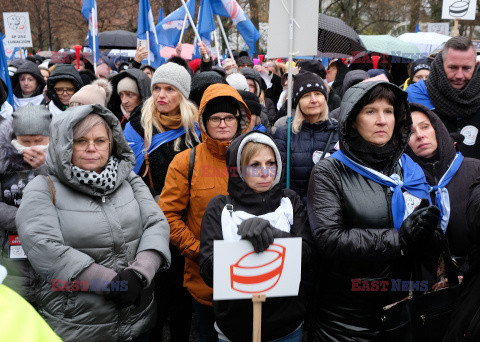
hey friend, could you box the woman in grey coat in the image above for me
[16,104,171,342]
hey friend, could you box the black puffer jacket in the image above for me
[128,110,197,195]
[274,119,338,202]
[46,64,83,111]
[199,131,312,342]
[307,81,414,341]
[405,103,480,268]
[11,61,46,98]
[107,68,152,129]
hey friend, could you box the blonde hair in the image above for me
[141,92,199,151]
[240,142,275,170]
[73,113,113,154]
[292,99,329,134]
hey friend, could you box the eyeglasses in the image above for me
[208,115,237,127]
[54,87,75,95]
[73,138,111,151]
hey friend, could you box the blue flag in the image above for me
[81,0,100,64]
[0,36,15,107]
[157,6,164,26]
[138,0,164,68]
[156,0,195,48]
[193,0,215,59]
[210,0,261,54]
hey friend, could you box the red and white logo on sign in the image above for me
[230,244,286,294]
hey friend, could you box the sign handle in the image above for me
[454,18,459,36]
[252,294,266,342]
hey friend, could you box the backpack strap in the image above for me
[225,195,233,216]
[45,175,56,206]
[320,130,336,161]
[188,145,196,190]
[142,135,154,188]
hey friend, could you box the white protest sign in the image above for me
[3,12,33,48]
[213,238,302,300]
[427,22,450,35]
[266,0,319,58]
[442,0,477,20]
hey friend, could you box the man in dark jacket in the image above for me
[107,68,151,129]
[425,36,480,159]
[46,64,83,116]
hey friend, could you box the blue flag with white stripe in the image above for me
[138,0,163,68]
[192,0,215,59]
[156,0,195,48]
[157,6,164,26]
[81,0,100,63]
[210,0,261,54]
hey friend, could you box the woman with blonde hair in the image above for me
[274,71,338,202]
[124,62,200,194]
[123,61,200,341]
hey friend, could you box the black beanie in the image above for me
[297,60,327,79]
[238,90,261,116]
[202,96,239,127]
[293,71,328,107]
[237,56,254,67]
[410,58,430,78]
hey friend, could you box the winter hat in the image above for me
[226,73,249,91]
[237,56,254,68]
[117,77,139,95]
[297,60,327,79]
[292,71,328,107]
[151,62,191,98]
[410,58,430,78]
[238,90,261,116]
[189,58,202,73]
[241,68,266,97]
[69,83,107,106]
[222,58,236,69]
[202,96,239,128]
[189,71,227,106]
[96,63,110,78]
[12,103,52,136]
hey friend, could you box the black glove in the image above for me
[104,269,144,308]
[237,217,274,253]
[399,198,441,256]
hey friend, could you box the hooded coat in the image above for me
[11,61,46,108]
[199,131,312,341]
[307,81,414,341]
[159,84,251,306]
[107,68,152,129]
[46,64,84,112]
[15,105,171,341]
[405,103,480,267]
[0,118,46,302]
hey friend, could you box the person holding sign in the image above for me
[307,81,441,341]
[199,131,312,342]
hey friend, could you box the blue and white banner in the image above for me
[81,0,100,63]
[156,0,195,48]
[138,0,163,67]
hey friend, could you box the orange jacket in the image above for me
[159,84,251,305]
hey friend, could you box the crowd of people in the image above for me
[1,35,480,342]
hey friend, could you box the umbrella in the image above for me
[397,32,451,56]
[83,30,137,49]
[359,35,420,59]
[317,13,366,56]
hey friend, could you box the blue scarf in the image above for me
[331,150,431,230]
[124,122,201,174]
[430,152,464,233]
[253,124,267,133]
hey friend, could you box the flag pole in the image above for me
[179,0,209,60]
[92,6,97,74]
[179,13,188,43]
[147,33,151,65]
[286,0,294,188]
[215,15,234,61]
[213,29,222,66]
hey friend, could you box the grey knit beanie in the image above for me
[151,62,191,98]
[12,103,52,136]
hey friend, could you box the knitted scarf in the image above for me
[426,52,480,119]
[155,109,183,131]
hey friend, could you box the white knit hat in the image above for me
[226,73,249,92]
[151,62,191,98]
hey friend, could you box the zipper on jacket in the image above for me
[98,195,119,270]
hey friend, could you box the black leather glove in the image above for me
[399,198,441,256]
[104,269,144,308]
[237,217,274,253]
